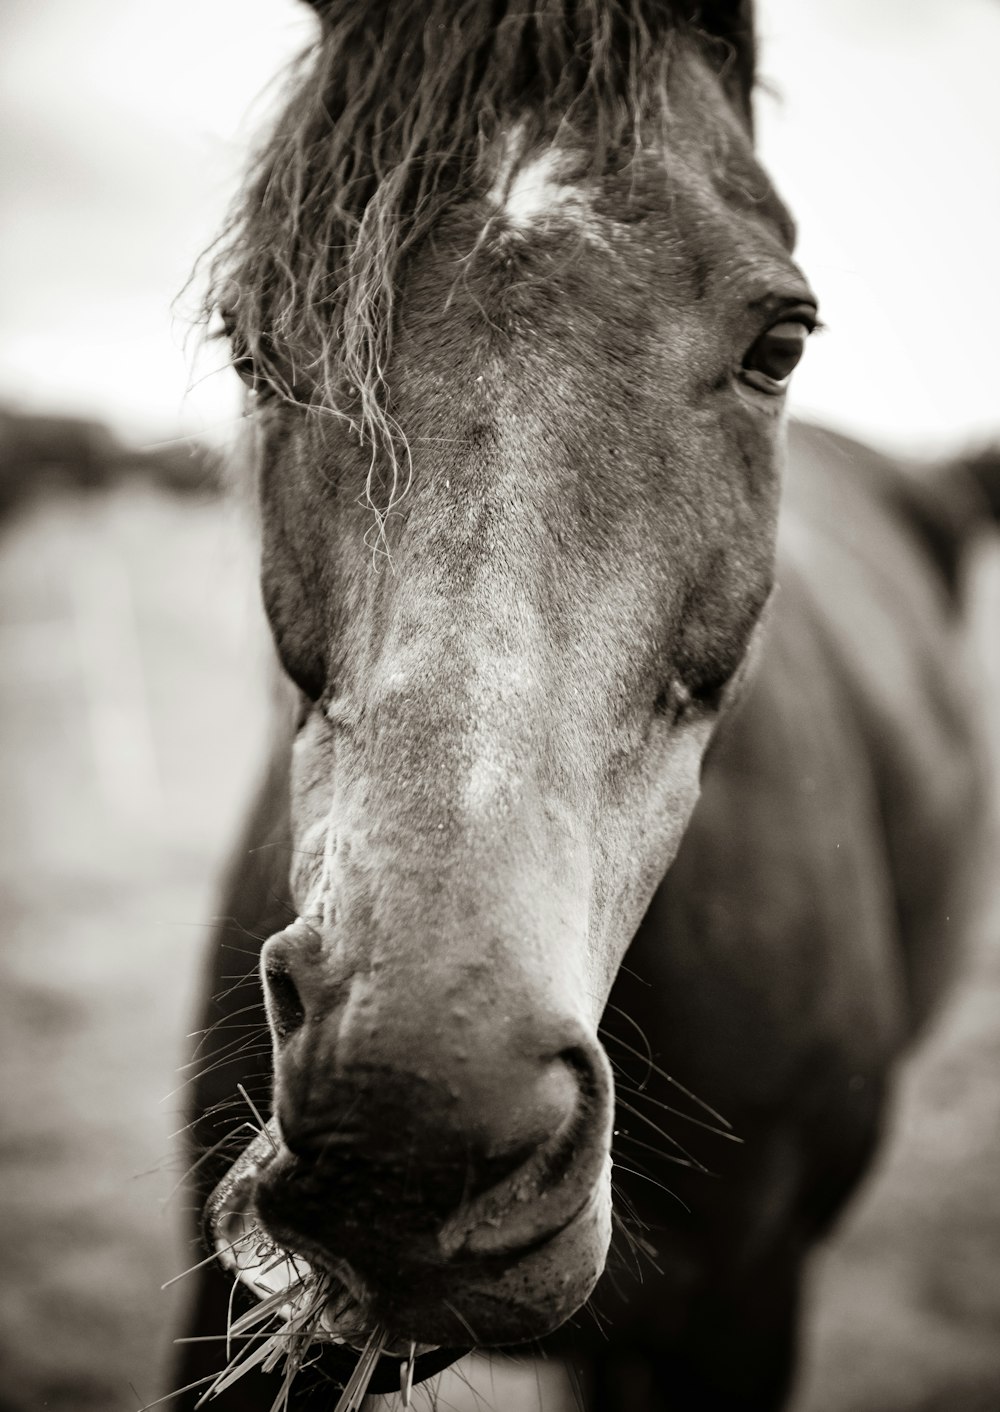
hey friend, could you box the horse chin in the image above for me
[206,1122,612,1361]
[392,1175,614,1347]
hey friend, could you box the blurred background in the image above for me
[0,1,998,1409]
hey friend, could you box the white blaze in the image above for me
[485,127,596,235]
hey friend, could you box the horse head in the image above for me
[206,0,816,1369]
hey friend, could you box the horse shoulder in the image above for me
[779,423,992,1030]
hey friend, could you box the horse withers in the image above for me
[173,3,998,1408]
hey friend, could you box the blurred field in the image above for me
[0,480,998,1412]
[0,481,271,1411]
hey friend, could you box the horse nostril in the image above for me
[263,960,306,1040]
[559,1043,599,1101]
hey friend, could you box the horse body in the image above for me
[574,421,989,1405]
[174,4,996,1407]
[179,423,992,1410]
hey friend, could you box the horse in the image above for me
[171,3,999,1408]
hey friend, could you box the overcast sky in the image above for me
[1,0,998,455]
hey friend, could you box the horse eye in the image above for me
[218,309,259,390]
[227,333,258,389]
[231,352,258,389]
[656,667,732,725]
[740,319,812,393]
[294,692,312,732]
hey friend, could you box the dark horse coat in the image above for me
[175,422,998,1410]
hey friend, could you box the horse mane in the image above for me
[206,1,751,531]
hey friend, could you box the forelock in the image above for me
[203,1,755,530]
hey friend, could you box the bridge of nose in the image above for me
[346,505,606,813]
[291,648,598,1027]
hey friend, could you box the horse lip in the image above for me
[206,1127,447,1366]
[211,1120,607,1276]
[437,1152,611,1261]
[204,1120,283,1248]
[206,1127,372,1314]
[374,1176,612,1349]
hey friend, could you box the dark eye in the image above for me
[230,344,257,389]
[294,690,312,732]
[656,667,733,725]
[740,317,813,394]
[219,311,258,390]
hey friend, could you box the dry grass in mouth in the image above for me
[163,1218,423,1411]
[149,1083,425,1411]
[157,1221,422,1410]
[157,1195,419,1411]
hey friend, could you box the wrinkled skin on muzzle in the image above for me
[209,46,803,1367]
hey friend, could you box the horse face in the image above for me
[213,39,814,1355]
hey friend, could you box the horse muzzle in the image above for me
[206,986,614,1363]
[203,900,615,1372]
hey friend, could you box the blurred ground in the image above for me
[0,481,271,1411]
[0,481,997,1412]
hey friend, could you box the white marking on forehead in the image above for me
[485,124,599,238]
[495,149,580,228]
